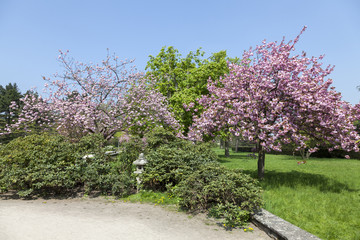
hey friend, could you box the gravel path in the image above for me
[0,197,271,240]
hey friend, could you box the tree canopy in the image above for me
[3,51,180,141]
[146,46,238,133]
[0,83,24,143]
[188,27,360,179]
[0,83,22,125]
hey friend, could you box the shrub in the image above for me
[144,127,179,149]
[141,140,218,191]
[117,135,144,172]
[175,163,263,227]
[0,133,79,196]
[0,133,135,197]
[70,154,135,196]
[76,133,136,196]
[76,133,106,154]
[141,145,192,191]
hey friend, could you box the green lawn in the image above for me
[215,148,360,240]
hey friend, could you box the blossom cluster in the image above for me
[189,27,360,154]
[4,51,180,140]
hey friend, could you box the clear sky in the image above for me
[1,0,359,104]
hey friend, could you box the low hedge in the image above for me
[141,142,218,191]
[0,133,135,197]
[175,163,263,227]
[138,129,263,227]
[0,130,263,228]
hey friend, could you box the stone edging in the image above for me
[251,209,322,240]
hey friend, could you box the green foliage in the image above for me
[146,47,238,133]
[0,133,78,196]
[146,46,204,99]
[69,155,135,196]
[175,163,263,227]
[0,83,23,124]
[0,83,24,143]
[140,128,218,191]
[209,202,251,228]
[117,135,144,172]
[141,141,218,191]
[123,190,179,205]
[77,133,106,153]
[144,127,179,149]
[139,129,262,227]
[0,133,135,197]
[72,133,136,196]
[144,127,217,153]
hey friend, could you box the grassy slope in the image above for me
[215,148,360,240]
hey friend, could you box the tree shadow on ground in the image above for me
[217,154,253,163]
[242,170,359,193]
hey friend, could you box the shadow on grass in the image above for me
[242,170,358,193]
[217,154,252,163]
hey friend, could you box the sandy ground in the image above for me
[0,196,271,240]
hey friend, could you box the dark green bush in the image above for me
[117,135,144,172]
[144,127,180,149]
[70,154,135,196]
[175,163,263,227]
[0,133,79,196]
[0,133,135,197]
[76,133,106,154]
[141,140,218,191]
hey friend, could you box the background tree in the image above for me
[189,27,360,179]
[0,83,23,143]
[4,51,180,141]
[146,46,238,134]
[0,83,22,125]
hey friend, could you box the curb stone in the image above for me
[251,209,322,240]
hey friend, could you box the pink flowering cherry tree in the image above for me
[188,27,360,179]
[4,51,181,141]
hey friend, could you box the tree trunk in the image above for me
[235,136,240,152]
[300,148,312,160]
[220,139,224,149]
[257,142,265,180]
[225,140,230,157]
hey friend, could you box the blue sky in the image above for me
[1,0,359,104]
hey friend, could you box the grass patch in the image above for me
[215,148,360,240]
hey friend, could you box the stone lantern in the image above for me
[133,153,148,189]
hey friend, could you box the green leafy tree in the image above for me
[146,46,238,134]
[0,83,22,125]
[0,83,23,143]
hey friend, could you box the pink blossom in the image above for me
[4,51,181,140]
[189,27,360,156]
